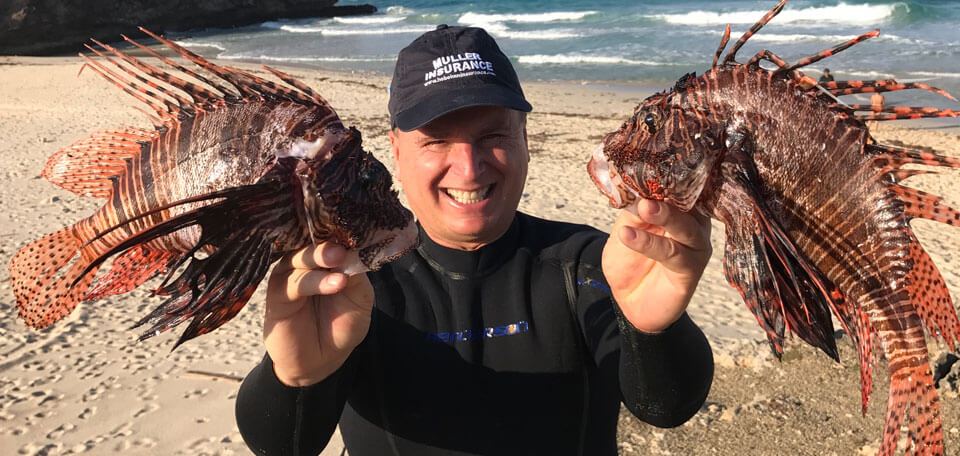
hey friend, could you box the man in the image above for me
[869,91,885,130]
[236,25,714,455]
[819,68,834,83]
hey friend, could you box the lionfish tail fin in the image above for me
[10,227,99,328]
[880,365,943,456]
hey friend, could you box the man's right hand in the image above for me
[263,242,374,387]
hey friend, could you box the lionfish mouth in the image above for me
[587,144,638,210]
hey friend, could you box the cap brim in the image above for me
[393,86,533,132]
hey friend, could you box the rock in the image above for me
[1,0,376,55]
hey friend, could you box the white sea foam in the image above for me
[385,6,412,16]
[841,70,898,79]
[652,2,901,26]
[332,16,406,25]
[217,54,395,63]
[518,54,669,66]
[459,11,596,24]
[908,71,960,79]
[275,25,434,35]
[174,40,227,52]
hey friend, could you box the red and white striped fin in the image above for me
[85,246,171,301]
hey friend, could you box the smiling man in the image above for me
[236,25,714,455]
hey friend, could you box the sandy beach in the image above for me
[1,54,960,455]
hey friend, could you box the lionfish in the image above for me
[9,29,417,347]
[588,1,959,454]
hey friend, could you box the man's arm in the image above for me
[236,242,374,454]
[613,306,713,427]
[236,352,357,455]
[599,198,715,425]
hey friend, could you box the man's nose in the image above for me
[449,141,486,178]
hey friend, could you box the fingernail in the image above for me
[322,244,347,265]
[620,225,637,242]
[326,274,345,289]
[646,199,661,215]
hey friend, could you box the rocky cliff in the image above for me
[1,0,376,55]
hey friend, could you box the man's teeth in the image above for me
[446,187,489,204]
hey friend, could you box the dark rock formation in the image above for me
[0,0,377,55]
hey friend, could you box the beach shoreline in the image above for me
[2,54,960,455]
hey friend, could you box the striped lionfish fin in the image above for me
[84,246,172,301]
[719,149,843,361]
[73,161,301,348]
[867,143,960,350]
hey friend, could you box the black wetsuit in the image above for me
[236,212,714,455]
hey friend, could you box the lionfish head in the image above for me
[587,74,723,212]
[291,123,417,273]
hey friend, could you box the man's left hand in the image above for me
[601,198,713,333]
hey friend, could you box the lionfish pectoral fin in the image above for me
[751,202,840,362]
[722,223,787,357]
[138,233,276,350]
[719,147,842,361]
[10,226,99,329]
[76,180,293,347]
[722,209,839,361]
[42,128,154,198]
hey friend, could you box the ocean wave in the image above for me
[332,16,406,25]
[907,71,960,79]
[840,70,898,79]
[385,6,412,16]
[217,54,395,63]
[702,29,930,46]
[464,22,580,40]
[650,2,903,26]
[174,40,227,52]
[272,25,435,35]
[517,54,670,66]
[459,11,596,24]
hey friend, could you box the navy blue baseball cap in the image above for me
[388,25,533,131]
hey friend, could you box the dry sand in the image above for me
[1,54,959,455]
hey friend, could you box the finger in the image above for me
[274,242,348,274]
[633,199,710,249]
[275,268,349,302]
[618,225,679,265]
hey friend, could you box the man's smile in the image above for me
[443,185,493,205]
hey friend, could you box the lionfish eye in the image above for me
[643,113,657,133]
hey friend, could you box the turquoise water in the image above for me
[166,1,960,115]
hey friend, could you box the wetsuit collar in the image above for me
[415,216,521,279]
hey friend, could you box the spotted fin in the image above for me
[10,227,99,328]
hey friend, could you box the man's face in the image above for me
[390,106,529,250]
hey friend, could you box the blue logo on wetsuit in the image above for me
[427,320,530,343]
